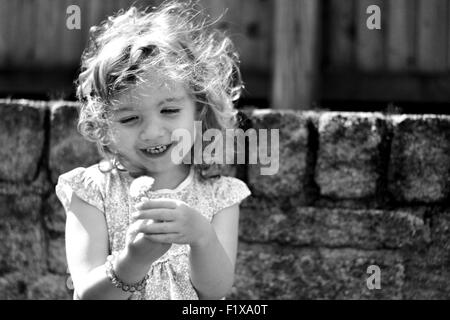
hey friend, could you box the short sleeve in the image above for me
[212,176,251,215]
[55,166,105,214]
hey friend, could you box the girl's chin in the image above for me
[136,157,179,173]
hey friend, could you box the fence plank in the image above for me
[356,0,386,71]
[238,0,273,72]
[9,0,24,67]
[199,0,233,36]
[448,0,450,70]
[387,0,416,71]
[86,0,104,34]
[200,0,272,73]
[104,0,123,17]
[417,0,447,71]
[8,0,37,69]
[200,0,241,46]
[117,0,133,12]
[0,0,9,68]
[328,0,355,70]
[34,0,63,67]
[59,0,85,67]
[272,0,320,109]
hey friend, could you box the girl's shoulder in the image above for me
[210,175,250,197]
[194,174,252,213]
[57,163,111,191]
[55,163,115,214]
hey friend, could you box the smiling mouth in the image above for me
[140,143,173,156]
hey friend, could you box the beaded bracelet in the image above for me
[105,254,149,293]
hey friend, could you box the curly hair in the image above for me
[75,0,243,177]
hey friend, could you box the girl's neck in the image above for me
[134,165,191,191]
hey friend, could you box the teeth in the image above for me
[144,144,169,154]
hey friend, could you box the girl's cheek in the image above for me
[108,123,119,133]
[110,125,128,138]
[108,127,125,147]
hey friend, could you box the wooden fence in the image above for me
[320,0,450,107]
[0,0,449,108]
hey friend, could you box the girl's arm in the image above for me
[65,193,155,300]
[188,204,240,299]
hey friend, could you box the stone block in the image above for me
[231,243,404,299]
[247,109,312,199]
[27,274,72,300]
[388,115,450,202]
[0,100,46,182]
[0,216,45,275]
[240,196,429,249]
[49,102,101,184]
[43,192,66,236]
[404,209,450,268]
[430,210,450,255]
[0,272,29,299]
[0,186,42,221]
[0,184,46,276]
[47,237,67,275]
[402,266,450,299]
[315,112,389,199]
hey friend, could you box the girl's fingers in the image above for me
[137,221,177,234]
[135,198,182,210]
[132,208,176,221]
[143,233,178,244]
[127,219,148,243]
[129,219,146,231]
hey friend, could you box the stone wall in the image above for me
[0,99,449,299]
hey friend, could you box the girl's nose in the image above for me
[139,120,164,141]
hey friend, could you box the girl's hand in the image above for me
[132,198,214,248]
[124,219,172,265]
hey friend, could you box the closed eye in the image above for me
[161,108,180,114]
[119,116,139,124]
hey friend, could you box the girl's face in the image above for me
[109,74,196,176]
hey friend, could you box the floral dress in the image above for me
[55,164,251,300]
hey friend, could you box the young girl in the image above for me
[55,1,251,300]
